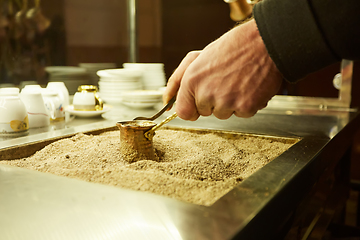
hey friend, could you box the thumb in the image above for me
[163,51,201,104]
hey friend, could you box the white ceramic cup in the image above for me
[22,84,42,91]
[41,89,65,122]
[0,96,29,136]
[73,85,103,111]
[46,82,69,105]
[46,82,70,121]
[0,87,20,96]
[20,92,50,128]
[73,92,96,110]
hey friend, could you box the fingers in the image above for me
[196,101,213,117]
[163,51,201,105]
[207,97,268,119]
[194,89,214,117]
[212,108,234,120]
[176,82,200,121]
[206,99,256,119]
[176,86,269,120]
[233,110,258,118]
[232,101,268,118]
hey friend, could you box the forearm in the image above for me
[253,0,360,82]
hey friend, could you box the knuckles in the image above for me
[175,103,199,121]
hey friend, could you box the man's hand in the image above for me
[162,50,201,106]
[163,19,282,121]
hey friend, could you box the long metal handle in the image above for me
[144,112,178,140]
[133,96,176,121]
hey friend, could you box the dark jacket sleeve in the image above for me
[253,0,360,82]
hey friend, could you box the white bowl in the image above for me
[99,83,143,90]
[121,100,159,109]
[98,91,123,97]
[100,92,161,104]
[99,87,142,92]
[123,63,164,70]
[143,85,166,90]
[99,86,142,95]
[98,93,123,98]
[97,69,142,79]
[46,66,88,78]
[122,98,161,103]
[120,90,163,100]
[100,96,123,104]
[99,88,142,94]
[143,80,166,86]
[99,90,140,97]
[98,79,141,84]
[98,81,142,88]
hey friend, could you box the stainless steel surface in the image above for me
[127,0,138,63]
[0,102,359,239]
[133,96,176,121]
[267,60,354,110]
[339,59,353,106]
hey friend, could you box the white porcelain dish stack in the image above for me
[45,66,91,95]
[97,69,143,104]
[123,63,166,90]
[119,90,163,109]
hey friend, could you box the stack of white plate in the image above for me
[123,63,166,90]
[79,63,117,86]
[45,66,91,95]
[97,68,143,104]
[120,90,163,109]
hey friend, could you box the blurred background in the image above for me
[0,0,236,86]
[1,0,360,179]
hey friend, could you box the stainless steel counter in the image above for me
[0,103,359,240]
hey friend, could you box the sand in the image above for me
[0,129,297,206]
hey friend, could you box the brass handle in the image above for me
[94,93,103,111]
[144,112,178,141]
[133,95,176,121]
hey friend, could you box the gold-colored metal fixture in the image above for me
[224,0,258,22]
